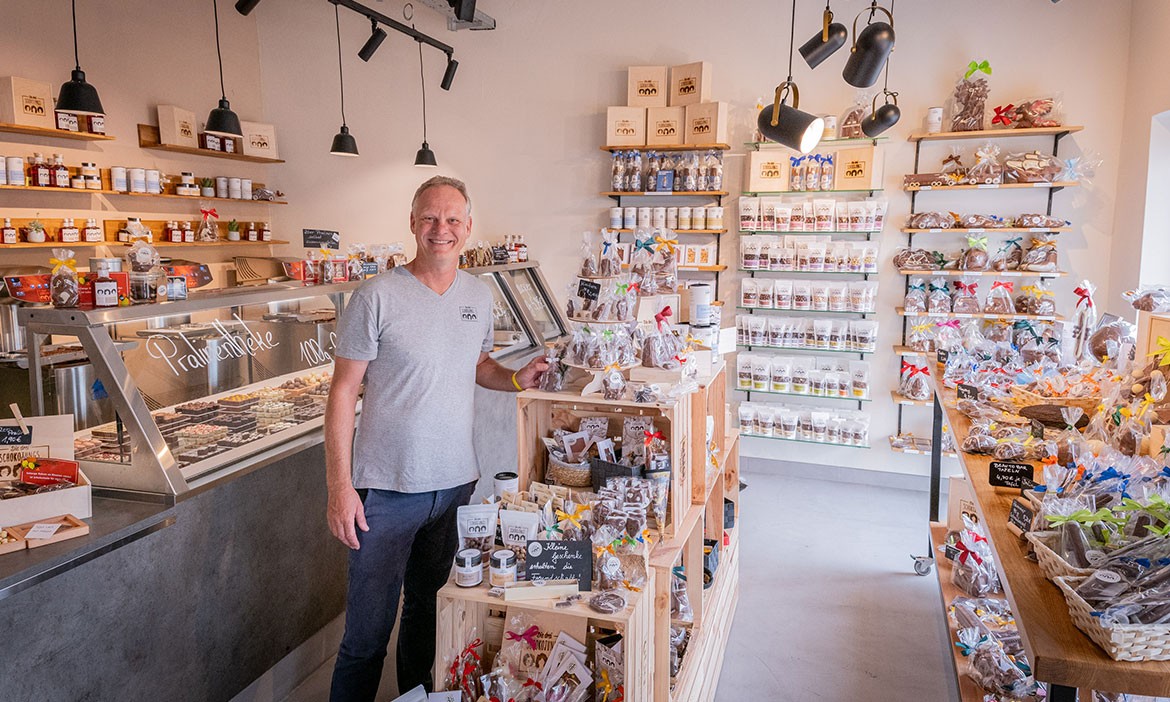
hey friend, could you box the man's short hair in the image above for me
[411,176,472,217]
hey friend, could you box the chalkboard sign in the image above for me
[989,461,1035,489]
[1008,497,1035,536]
[577,279,602,301]
[526,539,592,591]
[0,426,32,445]
[956,383,979,401]
[936,348,950,365]
[362,261,378,277]
[302,229,340,249]
[943,544,959,562]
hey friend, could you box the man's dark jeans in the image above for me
[329,481,476,701]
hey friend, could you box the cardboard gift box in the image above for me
[684,101,727,145]
[157,104,199,148]
[669,61,711,107]
[240,120,279,159]
[0,76,54,128]
[627,65,668,108]
[605,106,646,147]
[746,149,790,192]
[646,106,685,146]
[834,145,881,190]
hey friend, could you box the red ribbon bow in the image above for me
[523,679,543,691]
[655,305,673,331]
[644,429,665,446]
[628,282,640,294]
[937,319,961,329]
[901,360,914,375]
[992,281,1013,293]
[505,625,539,649]
[954,281,978,295]
[1074,286,1094,308]
[992,104,1015,126]
[200,207,219,219]
[611,685,625,702]
[910,365,929,378]
[954,538,984,566]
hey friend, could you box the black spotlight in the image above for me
[842,3,895,88]
[358,20,388,62]
[451,0,477,22]
[234,0,261,16]
[441,56,459,91]
[757,82,824,154]
[799,5,848,69]
[861,91,900,137]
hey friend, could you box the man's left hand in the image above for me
[515,355,550,390]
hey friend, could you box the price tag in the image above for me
[24,522,61,539]
[1007,497,1035,537]
[989,461,1036,489]
[577,279,602,301]
[0,426,33,445]
[956,384,979,401]
[977,183,998,189]
[936,348,950,365]
[362,261,379,277]
[943,544,959,561]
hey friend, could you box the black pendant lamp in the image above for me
[329,4,359,156]
[758,0,825,154]
[859,0,900,136]
[205,0,244,137]
[799,2,848,69]
[842,1,896,88]
[56,0,104,116]
[414,39,437,168]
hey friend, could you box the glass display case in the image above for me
[466,262,567,358]
[20,282,359,496]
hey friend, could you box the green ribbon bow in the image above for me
[1148,523,1170,538]
[1045,508,1126,529]
[965,60,992,79]
[966,235,988,250]
[634,238,656,255]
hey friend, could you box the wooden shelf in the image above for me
[891,391,933,407]
[0,183,286,205]
[928,521,993,702]
[902,227,1071,234]
[905,182,1077,192]
[740,269,870,276]
[908,126,1083,143]
[937,384,1170,696]
[0,122,114,141]
[611,228,726,234]
[741,229,880,235]
[600,143,730,152]
[0,240,111,249]
[899,269,1067,278]
[603,190,727,198]
[620,263,726,272]
[142,239,289,247]
[743,188,883,196]
[137,124,285,164]
[746,136,888,149]
[894,345,927,357]
[735,386,871,402]
[888,436,957,459]
[896,307,1062,322]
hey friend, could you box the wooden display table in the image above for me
[935,383,1170,699]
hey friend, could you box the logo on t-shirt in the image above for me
[459,306,479,321]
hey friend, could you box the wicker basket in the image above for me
[545,454,593,488]
[1009,385,1100,414]
[1054,576,1170,661]
[1025,531,1096,582]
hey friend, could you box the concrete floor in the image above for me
[260,463,956,702]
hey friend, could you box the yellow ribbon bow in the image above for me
[1148,336,1170,367]
[599,670,616,702]
[654,235,678,254]
[604,362,622,373]
[319,247,334,260]
[50,256,77,274]
[911,322,932,334]
[555,504,588,529]
[622,579,642,593]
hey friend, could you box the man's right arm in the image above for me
[325,356,369,549]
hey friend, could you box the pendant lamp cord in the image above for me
[418,37,428,142]
[882,0,895,93]
[786,0,797,82]
[70,0,80,70]
[213,0,227,100]
[336,4,347,126]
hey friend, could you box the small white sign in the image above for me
[25,522,62,539]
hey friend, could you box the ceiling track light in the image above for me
[842,1,896,88]
[358,18,388,62]
[757,0,824,154]
[56,0,104,116]
[234,0,262,16]
[205,0,243,137]
[799,2,848,69]
[859,0,900,136]
[330,3,358,156]
[441,55,458,91]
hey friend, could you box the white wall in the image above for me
[256,0,1132,478]
[0,0,1137,479]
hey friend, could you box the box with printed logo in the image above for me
[605,106,646,147]
[833,145,881,191]
[627,65,668,107]
[669,61,711,107]
[684,101,727,145]
[746,149,789,192]
[241,120,279,159]
[0,76,54,128]
[157,105,199,148]
[646,106,685,146]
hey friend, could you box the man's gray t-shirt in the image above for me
[334,266,493,492]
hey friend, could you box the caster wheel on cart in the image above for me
[913,556,934,576]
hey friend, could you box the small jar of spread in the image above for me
[455,548,483,588]
[489,549,517,588]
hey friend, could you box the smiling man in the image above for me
[325,176,547,700]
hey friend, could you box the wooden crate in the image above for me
[516,390,692,538]
[689,363,727,506]
[648,504,705,702]
[670,528,740,702]
[433,573,656,701]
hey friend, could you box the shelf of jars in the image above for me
[0,122,114,141]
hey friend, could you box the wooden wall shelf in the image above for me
[600,143,730,152]
[137,124,285,164]
[908,126,1083,143]
[0,122,114,142]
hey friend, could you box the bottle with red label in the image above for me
[52,154,70,188]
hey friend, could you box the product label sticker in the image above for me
[25,523,62,539]
[459,306,479,322]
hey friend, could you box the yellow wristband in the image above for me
[511,371,524,391]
